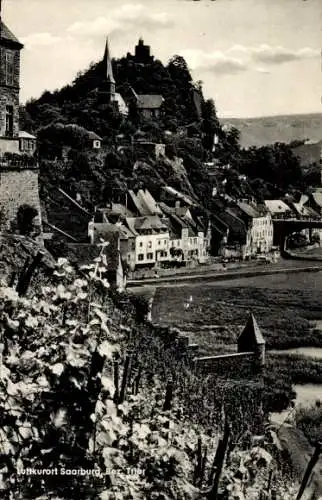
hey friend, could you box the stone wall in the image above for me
[0,169,42,231]
[193,352,260,378]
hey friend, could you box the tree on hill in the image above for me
[201,98,222,153]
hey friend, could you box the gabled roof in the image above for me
[264,200,292,214]
[19,131,36,139]
[0,21,23,47]
[311,192,322,209]
[212,208,246,244]
[87,131,102,141]
[128,189,162,217]
[175,206,191,218]
[237,202,261,219]
[136,94,164,109]
[238,313,265,346]
[128,189,149,216]
[161,186,197,207]
[111,203,135,218]
[138,189,162,216]
[292,203,319,218]
[125,215,168,234]
[159,202,202,237]
[135,215,168,231]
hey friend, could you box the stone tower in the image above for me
[0,9,42,235]
[134,38,153,64]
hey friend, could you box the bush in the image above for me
[294,404,322,444]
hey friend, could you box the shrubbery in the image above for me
[0,252,299,499]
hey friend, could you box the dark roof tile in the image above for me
[136,95,164,109]
[0,21,23,46]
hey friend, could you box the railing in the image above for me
[0,153,38,169]
[273,217,322,223]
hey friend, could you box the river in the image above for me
[270,344,322,410]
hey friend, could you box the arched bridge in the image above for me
[273,218,322,252]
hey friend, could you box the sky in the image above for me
[2,0,322,118]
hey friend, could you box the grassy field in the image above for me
[152,272,322,385]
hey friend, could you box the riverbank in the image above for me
[128,261,322,288]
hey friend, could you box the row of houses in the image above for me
[211,190,322,261]
[211,197,274,260]
[88,187,211,272]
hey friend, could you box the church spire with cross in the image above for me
[102,36,116,97]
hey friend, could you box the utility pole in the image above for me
[296,441,321,500]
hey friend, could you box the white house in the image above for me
[159,202,210,264]
[125,215,170,267]
[88,131,102,149]
[236,202,274,257]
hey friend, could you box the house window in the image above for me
[164,239,167,245]
[147,252,153,260]
[5,52,14,86]
[164,251,167,257]
[138,254,144,261]
[158,240,161,245]
[20,139,34,153]
[131,242,135,251]
[194,238,197,244]
[139,242,143,247]
[127,254,131,261]
[5,106,14,136]
[148,241,152,248]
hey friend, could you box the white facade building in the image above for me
[125,216,170,267]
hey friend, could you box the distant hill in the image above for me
[221,113,322,148]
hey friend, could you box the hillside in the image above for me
[221,113,322,148]
[20,45,313,218]
[20,49,221,220]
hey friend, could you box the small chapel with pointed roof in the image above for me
[238,313,265,367]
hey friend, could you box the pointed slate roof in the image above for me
[0,20,23,47]
[238,313,265,347]
[136,94,164,109]
[103,37,115,84]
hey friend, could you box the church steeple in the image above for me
[102,36,115,96]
